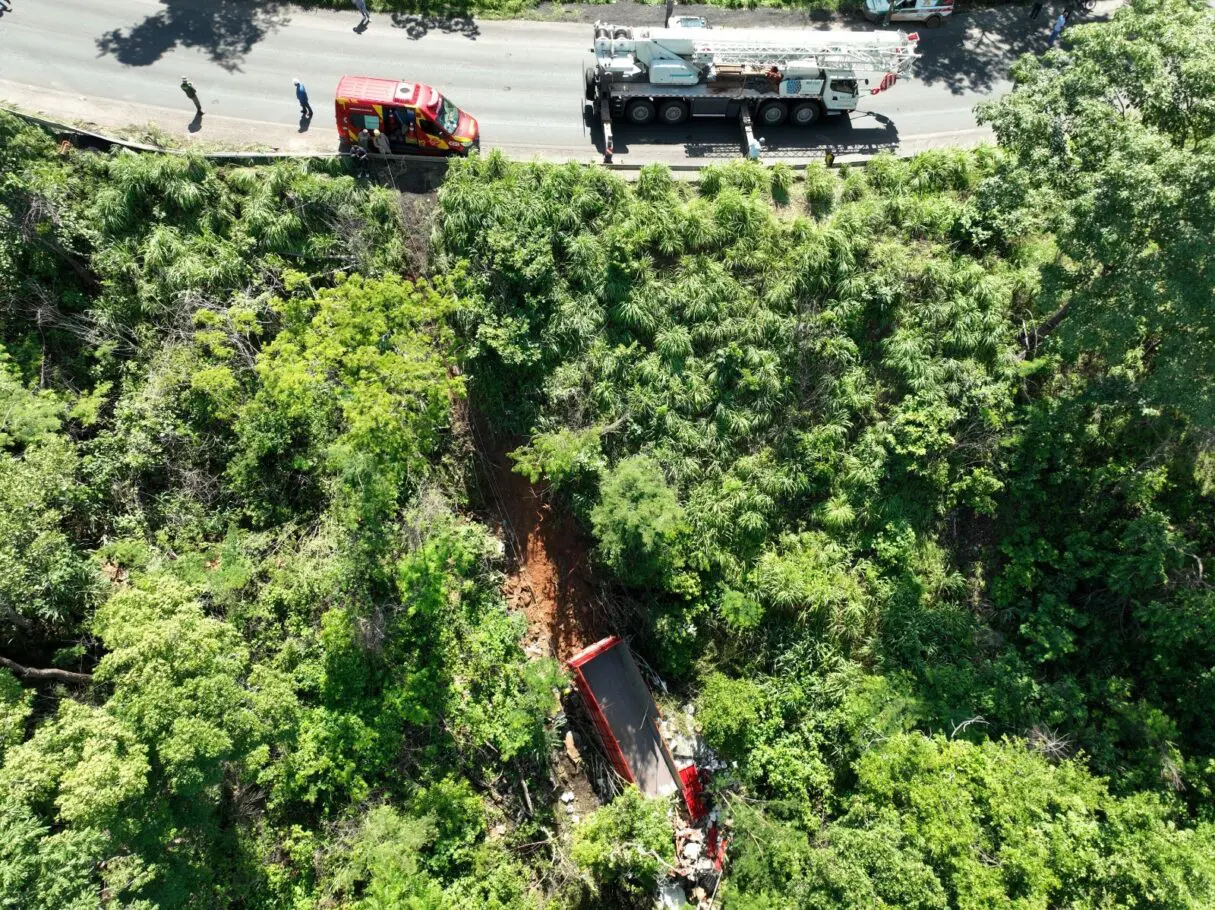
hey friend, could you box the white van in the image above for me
[863,0,953,27]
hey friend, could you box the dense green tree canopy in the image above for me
[1,1,1214,904]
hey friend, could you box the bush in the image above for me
[571,787,674,905]
[591,455,686,588]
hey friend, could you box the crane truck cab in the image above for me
[863,0,953,28]
[335,75,479,156]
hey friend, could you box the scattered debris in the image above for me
[564,730,583,766]
[560,790,575,804]
[659,881,689,909]
[520,778,534,817]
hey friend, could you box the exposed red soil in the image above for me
[481,441,607,662]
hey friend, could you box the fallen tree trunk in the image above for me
[0,656,92,685]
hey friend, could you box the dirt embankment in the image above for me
[478,437,608,661]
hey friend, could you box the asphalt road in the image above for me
[0,0,1071,163]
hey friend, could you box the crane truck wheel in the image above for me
[925,13,943,27]
[585,67,597,102]
[625,99,657,125]
[658,100,690,125]
[791,101,822,127]
[757,101,788,127]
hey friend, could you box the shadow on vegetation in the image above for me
[95,0,290,70]
[390,7,480,40]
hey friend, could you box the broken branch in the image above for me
[0,656,92,685]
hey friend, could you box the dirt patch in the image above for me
[551,732,604,824]
[476,435,608,661]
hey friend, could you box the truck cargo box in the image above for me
[568,637,682,798]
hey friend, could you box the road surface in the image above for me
[0,0,1081,163]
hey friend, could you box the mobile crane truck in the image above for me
[586,21,919,162]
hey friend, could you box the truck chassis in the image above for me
[587,71,844,163]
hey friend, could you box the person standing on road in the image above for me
[292,79,313,119]
[352,0,370,27]
[1029,0,1044,18]
[1048,10,1066,44]
[180,77,203,115]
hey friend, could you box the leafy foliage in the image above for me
[571,787,675,906]
[0,113,550,910]
[977,0,1215,426]
[725,734,1215,908]
[2,3,1215,901]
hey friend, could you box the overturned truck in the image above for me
[567,637,709,819]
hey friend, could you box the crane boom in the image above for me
[686,33,918,74]
[595,24,919,75]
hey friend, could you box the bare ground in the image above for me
[475,433,609,661]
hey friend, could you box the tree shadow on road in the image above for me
[389,3,479,40]
[912,6,1049,95]
[95,0,291,71]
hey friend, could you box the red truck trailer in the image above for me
[568,636,706,819]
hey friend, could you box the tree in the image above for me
[231,274,461,529]
[0,363,96,643]
[591,454,686,588]
[977,0,1215,425]
[724,733,1215,908]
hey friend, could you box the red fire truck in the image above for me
[335,75,479,156]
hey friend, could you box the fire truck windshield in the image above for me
[436,95,461,135]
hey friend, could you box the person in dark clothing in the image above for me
[292,79,313,119]
[180,77,202,115]
[1030,1,1044,18]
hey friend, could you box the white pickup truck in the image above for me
[863,0,954,27]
